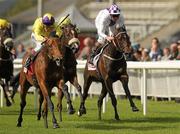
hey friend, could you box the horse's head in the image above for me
[44,38,63,66]
[61,24,80,53]
[0,28,13,51]
[113,31,131,54]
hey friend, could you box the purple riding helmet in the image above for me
[42,13,55,26]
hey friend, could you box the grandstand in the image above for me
[80,1,180,47]
[9,0,180,48]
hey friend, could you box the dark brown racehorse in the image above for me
[78,30,139,120]
[0,28,14,106]
[17,37,65,128]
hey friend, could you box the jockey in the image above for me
[24,13,61,73]
[57,16,80,53]
[0,18,13,37]
[57,16,72,37]
[89,4,127,64]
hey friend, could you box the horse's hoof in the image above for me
[53,123,60,129]
[17,123,21,127]
[115,115,120,120]
[6,101,12,107]
[37,117,41,120]
[68,109,75,115]
[132,106,139,112]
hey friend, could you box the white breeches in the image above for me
[31,33,43,52]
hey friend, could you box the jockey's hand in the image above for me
[106,36,114,42]
[44,37,48,41]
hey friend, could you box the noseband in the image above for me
[112,31,127,52]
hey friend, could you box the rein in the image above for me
[103,32,126,61]
[0,57,11,61]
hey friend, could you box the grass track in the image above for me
[0,94,180,134]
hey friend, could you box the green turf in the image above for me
[0,94,180,134]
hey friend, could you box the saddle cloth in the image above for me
[27,63,34,76]
[87,44,108,71]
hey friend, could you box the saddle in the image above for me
[88,44,108,70]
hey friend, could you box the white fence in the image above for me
[1,59,180,115]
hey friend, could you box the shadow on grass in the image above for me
[103,116,180,124]
[75,123,171,131]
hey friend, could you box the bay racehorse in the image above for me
[17,37,65,128]
[78,30,139,120]
[37,24,83,122]
[0,28,14,106]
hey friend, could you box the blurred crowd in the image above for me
[77,37,180,62]
[13,37,180,62]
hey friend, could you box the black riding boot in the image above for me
[89,48,96,64]
[89,43,103,64]
[23,54,35,73]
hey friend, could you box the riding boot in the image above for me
[89,42,102,64]
[89,48,96,64]
[23,53,36,73]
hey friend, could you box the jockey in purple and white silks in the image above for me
[89,4,127,64]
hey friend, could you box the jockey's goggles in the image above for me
[111,14,120,18]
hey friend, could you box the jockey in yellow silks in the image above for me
[0,18,13,38]
[57,16,80,53]
[24,13,61,73]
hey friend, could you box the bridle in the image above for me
[112,31,127,53]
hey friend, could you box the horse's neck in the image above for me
[60,35,68,45]
[0,46,10,58]
[105,43,123,58]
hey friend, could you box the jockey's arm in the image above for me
[55,25,63,38]
[33,18,46,42]
[34,29,46,42]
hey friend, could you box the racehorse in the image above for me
[17,37,65,128]
[0,28,14,106]
[37,23,83,122]
[78,29,139,120]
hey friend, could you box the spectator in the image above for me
[78,37,95,60]
[11,47,17,60]
[161,47,171,61]
[149,37,162,61]
[16,43,26,58]
[133,50,142,61]
[141,49,151,61]
[176,42,180,60]
[170,42,178,60]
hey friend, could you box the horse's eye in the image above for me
[60,26,64,30]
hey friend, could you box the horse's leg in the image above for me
[17,78,30,127]
[57,80,64,122]
[1,80,11,106]
[10,72,20,102]
[62,84,75,115]
[10,82,19,103]
[3,80,12,106]
[120,74,139,112]
[39,83,59,129]
[57,86,63,122]
[37,89,43,120]
[42,97,48,128]
[78,76,92,116]
[104,77,119,120]
[97,83,107,120]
